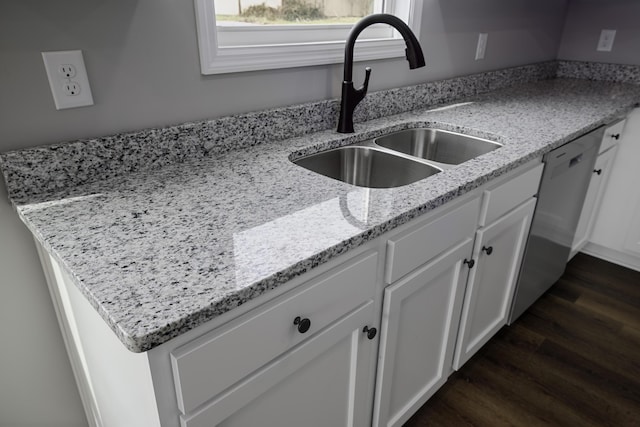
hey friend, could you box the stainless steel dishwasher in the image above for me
[509,126,604,323]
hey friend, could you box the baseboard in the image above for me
[580,242,640,272]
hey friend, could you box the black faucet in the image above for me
[337,14,426,133]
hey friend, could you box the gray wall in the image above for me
[0,0,568,151]
[0,1,568,425]
[558,0,640,65]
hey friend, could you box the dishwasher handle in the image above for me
[569,153,583,167]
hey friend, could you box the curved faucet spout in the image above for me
[343,14,425,82]
[338,13,425,133]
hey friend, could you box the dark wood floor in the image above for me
[404,253,640,427]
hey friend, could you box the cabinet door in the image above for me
[180,301,377,427]
[453,198,536,370]
[373,238,474,427]
[570,146,618,259]
[589,109,640,268]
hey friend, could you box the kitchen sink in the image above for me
[293,127,501,188]
[294,146,442,188]
[374,128,502,165]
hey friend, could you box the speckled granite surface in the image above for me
[557,60,640,85]
[0,61,558,205]
[2,68,640,352]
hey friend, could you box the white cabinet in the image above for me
[373,238,474,427]
[453,198,536,369]
[372,161,542,427]
[180,301,377,427]
[170,251,381,427]
[570,117,625,259]
[585,110,640,271]
[570,144,618,259]
[373,196,481,427]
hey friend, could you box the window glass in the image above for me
[213,0,388,47]
[214,0,376,26]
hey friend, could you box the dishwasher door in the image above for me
[509,126,604,323]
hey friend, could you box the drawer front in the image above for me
[180,301,376,427]
[385,197,481,284]
[479,163,543,227]
[171,251,378,414]
[600,119,626,153]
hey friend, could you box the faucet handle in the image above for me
[337,67,372,133]
[359,67,372,95]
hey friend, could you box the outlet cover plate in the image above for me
[475,33,488,60]
[597,29,616,52]
[42,50,94,110]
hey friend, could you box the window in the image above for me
[194,0,423,74]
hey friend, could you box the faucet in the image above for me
[337,14,426,133]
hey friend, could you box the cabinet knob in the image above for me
[293,316,311,334]
[482,246,494,255]
[363,326,377,340]
[463,258,475,269]
[611,133,620,140]
[593,169,603,175]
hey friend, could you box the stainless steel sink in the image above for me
[374,128,502,165]
[294,146,441,188]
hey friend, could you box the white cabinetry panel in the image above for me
[454,198,536,369]
[181,301,377,427]
[373,238,473,427]
[171,252,378,414]
[570,145,618,259]
[385,198,480,284]
[479,163,543,226]
[587,109,640,271]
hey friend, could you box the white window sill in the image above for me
[199,39,406,74]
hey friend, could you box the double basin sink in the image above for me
[293,128,502,188]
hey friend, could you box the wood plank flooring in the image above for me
[403,253,640,427]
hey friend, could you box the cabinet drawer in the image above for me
[600,119,626,153]
[171,251,378,415]
[385,197,480,284]
[479,163,543,227]
[180,301,376,427]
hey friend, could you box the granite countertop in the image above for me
[4,77,640,352]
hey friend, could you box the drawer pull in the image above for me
[464,258,475,269]
[611,133,620,140]
[594,169,602,175]
[293,316,311,334]
[482,246,494,255]
[362,326,377,340]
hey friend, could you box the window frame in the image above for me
[194,0,424,75]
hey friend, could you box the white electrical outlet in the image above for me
[59,64,76,78]
[62,81,81,96]
[42,50,93,110]
[597,29,616,52]
[475,33,488,60]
